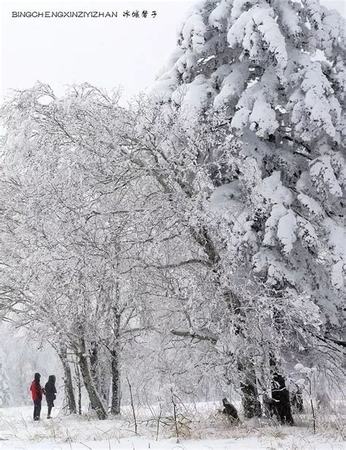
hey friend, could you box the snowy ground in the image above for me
[0,404,345,450]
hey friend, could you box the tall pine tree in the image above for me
[155,0,345,418]
[156,0,345,349]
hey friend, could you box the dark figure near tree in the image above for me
[271,373,294,425]
[222,398,239,423]
[30,373,44,421]
[45,375,57,419]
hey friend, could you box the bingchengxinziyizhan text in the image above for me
[11,10,158,18]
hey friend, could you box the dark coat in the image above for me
[45,375,57,405]
[271,373,294,425]
[222,398,239,423]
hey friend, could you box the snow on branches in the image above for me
[153,0,346,366]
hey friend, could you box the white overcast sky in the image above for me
[0,0,345,102]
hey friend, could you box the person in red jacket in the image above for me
[30,373,44,420]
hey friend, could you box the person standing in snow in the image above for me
[44,375,57,419]
[30,372,44,421]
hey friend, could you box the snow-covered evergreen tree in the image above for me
[155,0,346,347]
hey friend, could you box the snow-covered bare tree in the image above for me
[0,84,158,419]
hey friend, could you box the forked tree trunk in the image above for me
[89,341,110,406]
[78,338,107,420]
[58,346,77,414]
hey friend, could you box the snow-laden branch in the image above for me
[170,329,218,344]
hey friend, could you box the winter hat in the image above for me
[34,373,41,381]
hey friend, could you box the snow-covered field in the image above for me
[0,405,344,450]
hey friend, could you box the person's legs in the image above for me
[33,401,41,420]
[37,401,41,420]
[47,402,53,418]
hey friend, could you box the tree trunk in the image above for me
[110,349,121,415]
[58,346,77,415]
[110,305,121,415]
[241,381,262,418]
[291,386,303,413]
[90,341,110,406]
[74,362,82,415]
[238,362,262,418]
[89,341,98,390]
[78,338,107,420]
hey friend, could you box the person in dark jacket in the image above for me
[45,375,57,419]
[30,372,44,421]
[222,398,240,423]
